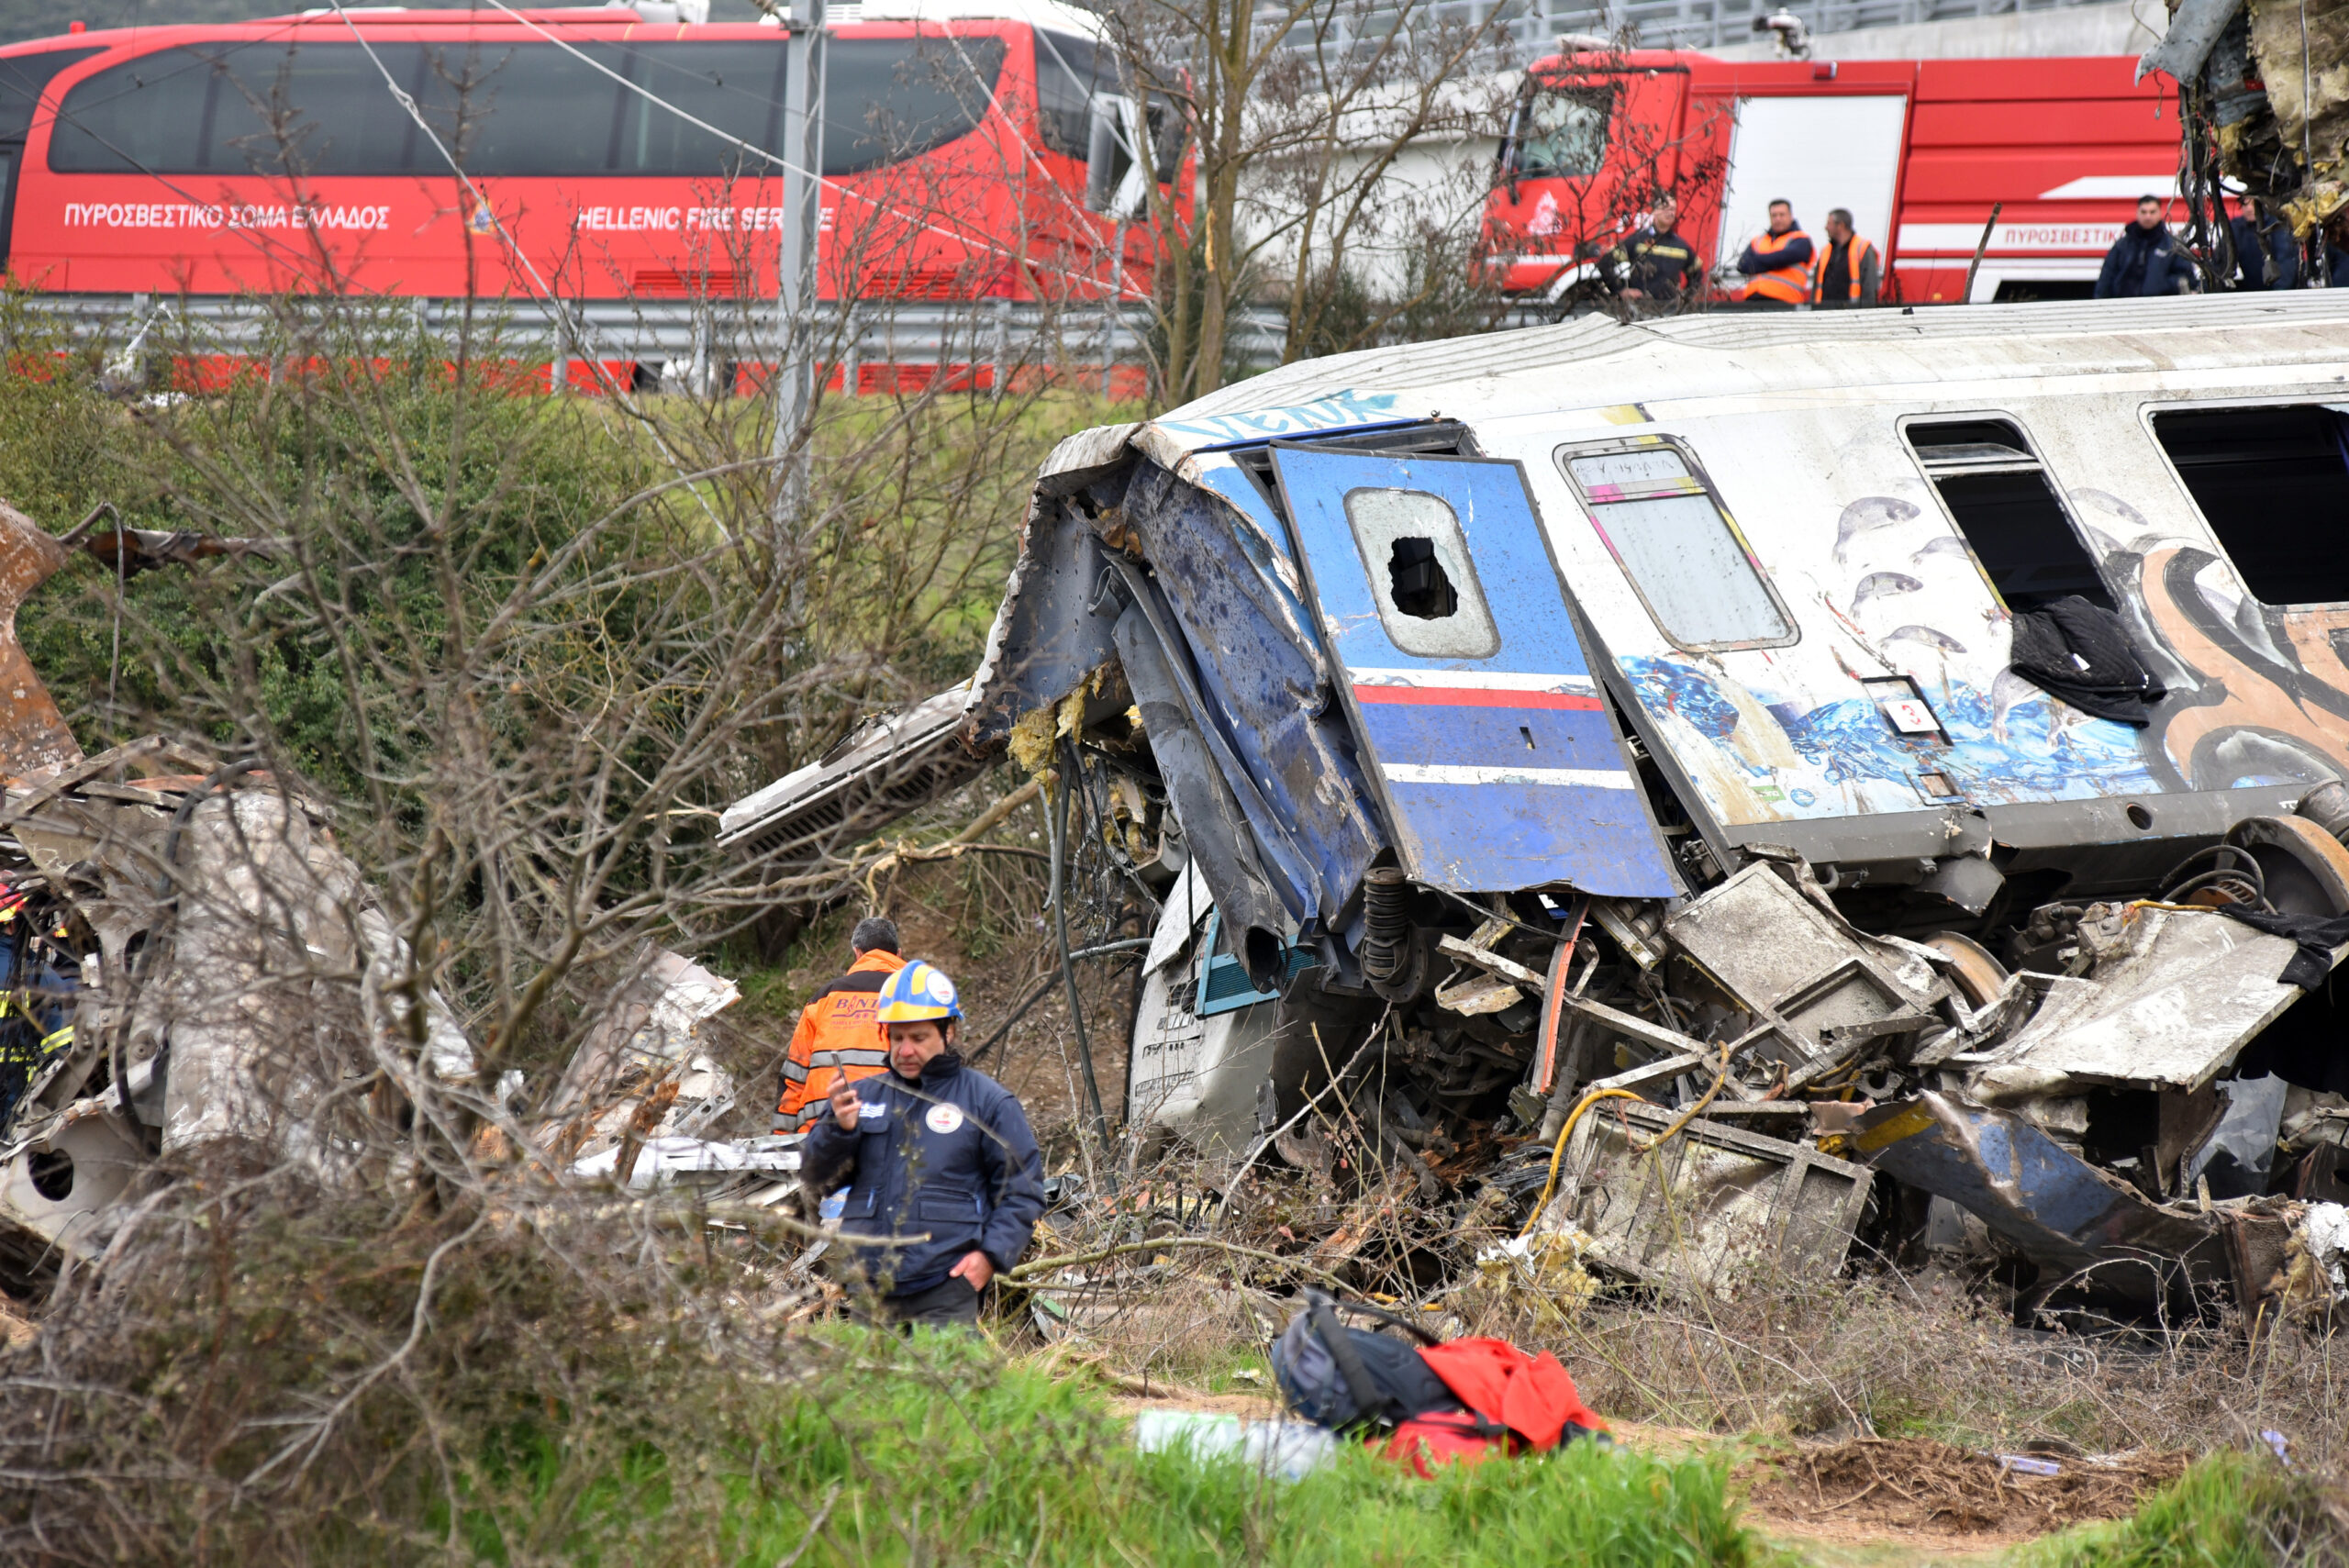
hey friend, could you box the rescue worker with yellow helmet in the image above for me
[1733,199,1814,307]
[799,959,1045,1328]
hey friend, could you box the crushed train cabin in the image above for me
[729,294,2349,1322]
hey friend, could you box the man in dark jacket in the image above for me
[2230,196,2298,289]
[1598,195,1698,307]
[801,960,1044,1328]
[2096,195,2197,297]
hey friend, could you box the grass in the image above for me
[2019,1450,2348,1568]
[454,1330,1781,1567]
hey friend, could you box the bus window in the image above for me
[49,37,1008,180]
[612,41,784,175]
[2149,403,2349,607]
[1903,418,2111,612]
[0,47,97,264]
[1503,85,1609,180]
[1557,440,1795,651]
[1032,30,1110,159]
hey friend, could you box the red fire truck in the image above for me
[1484,45,2180,306]
[0,0,1163,307]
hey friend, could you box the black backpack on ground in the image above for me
[1269,1293,1464,1431]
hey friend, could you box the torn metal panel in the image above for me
[0,501,83,783]
[0,1100,148,1271]
[969,490,1128,746]
[1664,862,1944,1058]
[718,682,985,867]
[547,946,740,1161]
[1114,600,1294,975]
[1269,445,1676,897]
[1542,1097,1873,1292]
[1126,951,1282,1159]
[1119,460,1384,926]
[1854,1093,2228,1305]
[1965,907,2310,1101]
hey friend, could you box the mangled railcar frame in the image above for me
[758,295,2349,1316]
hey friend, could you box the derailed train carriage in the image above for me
[736,292,2349,1317]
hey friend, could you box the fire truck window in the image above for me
[1033,30,1109,160]
[1343,488,1499,660]
[49,38,1006,179]
[2151,404,2349,606]
[1558,445,1796,651]
[1904,418,2112,613]
[1508,86,1608,179]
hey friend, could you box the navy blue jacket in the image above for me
[800,1051,1044,1297]
[2096,223,2196,298]
[2230,213,2298,289]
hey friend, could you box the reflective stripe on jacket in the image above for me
[773,948,905,1133]
[1738,228,1814,303]
[798,1050,1045,1297]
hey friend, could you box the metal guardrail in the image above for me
[17,293,1292,395]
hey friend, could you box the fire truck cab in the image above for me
[1485,46,2178,306]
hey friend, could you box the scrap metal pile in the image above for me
[2143,0,2349,275]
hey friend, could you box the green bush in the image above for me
[2024,1450,2349,1568]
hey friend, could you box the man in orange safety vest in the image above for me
[1811,208,1881,307]
[773,917,905,1135]
[1735,200,1813,307]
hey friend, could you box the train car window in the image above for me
[2151,404,2349,606]
[1032,31,1107,159]
[50,37,1006,179]
[1504,85,1609,179]
[1903,418,2112,612]
[1341,487,1501,659]
[1557,442,1796,651]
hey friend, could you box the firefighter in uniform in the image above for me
[1811,208,1880,307]
[772,917,904,1135]
[801,960,1045,1327]
[1735,200,1814,307]
[1598,194,1699,308]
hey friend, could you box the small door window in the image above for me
[1556,442,1796,651]
[1341,487,1500,660]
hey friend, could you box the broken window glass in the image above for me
[1341,488,1499,659]
[1557,443,1795,651]
[2150,403,2349,607]
[1904,418,2112,613]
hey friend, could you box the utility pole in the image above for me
[772,0,827,526]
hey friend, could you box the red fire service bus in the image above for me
[1484,45,2181,306]
[0,0,1166,311]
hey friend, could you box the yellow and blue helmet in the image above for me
[875,960,963,1025]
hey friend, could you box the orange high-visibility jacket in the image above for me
[774,949,905,1134]
[1739,227,1815,304]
